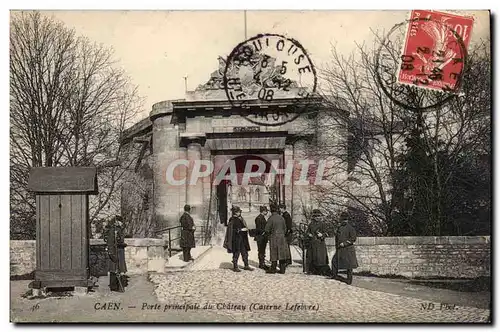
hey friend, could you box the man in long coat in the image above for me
[305,209,330,276]
[254,205,269,270]
[279,204,293,265]
[104,215,128,292]
[179,204,196,262]
[265,204,292,274]
[223,205,253,272]
[331,211,359,285]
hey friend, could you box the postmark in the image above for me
[398,10,474,91]
[375,10,473,111]
[223,33,317,126]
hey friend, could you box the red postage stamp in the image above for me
[398,10,474,92]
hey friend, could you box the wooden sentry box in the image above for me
[27,167,98,289]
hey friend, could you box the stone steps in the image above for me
[164,245,212,272]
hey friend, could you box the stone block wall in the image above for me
[11,236,490,279]
[325,236,491,278]
[10,238,168,277]
[10,240,36,277]
[90,238,168,276]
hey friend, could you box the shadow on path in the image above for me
[351,276,490,310]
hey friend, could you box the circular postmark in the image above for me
[223,33,318,126]
[375,15,469,112]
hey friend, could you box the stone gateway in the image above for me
[121,57,347,242]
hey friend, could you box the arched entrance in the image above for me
[215,154,281,227]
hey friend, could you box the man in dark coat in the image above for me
[254,205,269,270]
[279,204,293,266]
[279,204,294,244]
[179,204,196,262]
[223,206,254,272]
[305,209,331,276]
[104,216,128,292]
[331,211,359,285]
[265,204,292,274]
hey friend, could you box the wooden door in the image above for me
[36,194,89,282]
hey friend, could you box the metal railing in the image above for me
[155,225,209,257]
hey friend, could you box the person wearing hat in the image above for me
[179,204,196,262]
[104,215,128,292]
[223,205,253,272]
[279,203,294,265]
[254,205,269,270]
[305,209,331,276]
[265,203,292,274]
[331,211,358,285]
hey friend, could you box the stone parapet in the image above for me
[324,236,490,279]
[11,236,490,279]
[11,238,168,277]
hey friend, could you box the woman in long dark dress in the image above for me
[305,209,331,276]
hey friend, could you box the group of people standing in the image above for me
[305,210,358,284]
[224,203,293,274]
[179,202,359,285]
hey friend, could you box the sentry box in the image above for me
[27,167,98,291]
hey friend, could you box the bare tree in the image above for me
[309,37,410,235]
[310,32,490,236]
[10,11,143,239]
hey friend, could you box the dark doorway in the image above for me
[214,154,285,227]
[217,180,228,225]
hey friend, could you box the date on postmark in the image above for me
[222,33,317,126]
[398,10,474,92]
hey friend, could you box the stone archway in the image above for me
[214,154,279,228]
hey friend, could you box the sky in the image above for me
[44,10,490,121]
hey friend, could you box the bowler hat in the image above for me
[340,211,349,220]
[312,209,324,217]
[269,203,278,213]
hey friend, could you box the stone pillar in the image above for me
[292,139,311,222]
[284,144,294,215]
[187,141,209,245]
[200,145,212,244]
[152,115,183,230]
[178,147,188,210]
[200,145,212,204]
[187,142,203,216]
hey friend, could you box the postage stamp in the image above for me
[223,33,317,126]
[397,10,474,92]
[375,10,474,111]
